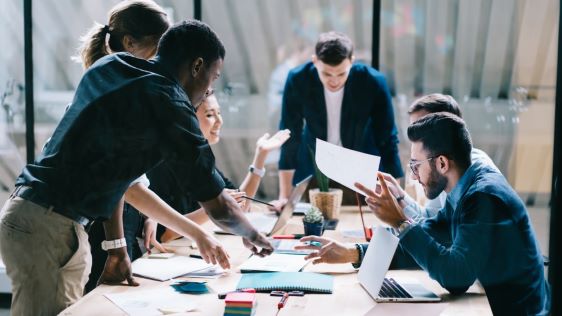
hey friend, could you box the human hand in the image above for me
[256,129,291,153]
[268,198,287,214]
[242,232,274,257]
[377,172,406,202]
[294,236,359,265]
[143,218,171,253]
[355,172,407,228]
[193,231,231,269]
[98,248,139,287]
[225,189,248,211]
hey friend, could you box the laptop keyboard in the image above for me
[378,278,413,299]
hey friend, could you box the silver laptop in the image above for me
[358,226,441,302]
[216,176,312,236]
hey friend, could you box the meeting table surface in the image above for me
[61,206,491,316]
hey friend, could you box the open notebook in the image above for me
[237,272,333,293]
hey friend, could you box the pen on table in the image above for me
[271,234,305,239]
[277,292,289,310]
[241,196,275,207]
[189,254,203,259]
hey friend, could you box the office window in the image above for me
[0,0,26,197]
[30,1,193,153]
[203,0,374,197]
[380,0,558,257]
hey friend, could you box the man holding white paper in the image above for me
[298,113,550,315]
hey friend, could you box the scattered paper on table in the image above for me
[132,255,213,281]
[105,287,197,316]
[239,253,308,272]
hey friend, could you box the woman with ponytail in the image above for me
[75,0,169,69]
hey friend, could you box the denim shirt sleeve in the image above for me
[399,192,499,292]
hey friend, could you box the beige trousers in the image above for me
[0,197,91,316]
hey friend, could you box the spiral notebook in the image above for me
[236,272,333,294]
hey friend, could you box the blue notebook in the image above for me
[236,272,333,294]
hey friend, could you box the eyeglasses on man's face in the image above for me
[408,156,436,176]
[204,88,214,98]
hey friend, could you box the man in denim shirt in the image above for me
[356,113,550,315]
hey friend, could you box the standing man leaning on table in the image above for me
[275,31,403,207]
[0,20,273,316]
[297,112,550,315]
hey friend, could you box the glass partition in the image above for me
[379,0,558,257]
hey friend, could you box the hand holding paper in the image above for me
[314,139,380,195]
[355,172,407,228]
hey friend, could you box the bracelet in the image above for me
[352,243,365,269]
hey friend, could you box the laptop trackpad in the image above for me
[402,283,440,299]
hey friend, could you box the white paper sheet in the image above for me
[105,286,197,316]
[132,255,213,281]
[238,253,308,272]
[315,139,381,195]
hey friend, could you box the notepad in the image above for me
[236,272,333,293]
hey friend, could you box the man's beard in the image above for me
[423,165,448,200]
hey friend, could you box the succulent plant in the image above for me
[303,206,324,223]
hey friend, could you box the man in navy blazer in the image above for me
[277,31,403,205]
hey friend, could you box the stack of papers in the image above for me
[132,255,213,281]
[238,253,308,273]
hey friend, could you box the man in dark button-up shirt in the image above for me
[0,20,272,316]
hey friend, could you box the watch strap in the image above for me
[249,164,266,177]
[101,238,127,251]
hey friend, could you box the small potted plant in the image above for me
[308,148,343,219]
[303,206,324,236]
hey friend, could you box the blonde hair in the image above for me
[73,0,169,69]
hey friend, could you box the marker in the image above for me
[306,241,322,247]
[189,254,203,259]
[241,196,275,207]
[278,292,289,309]
[272,234,305,239]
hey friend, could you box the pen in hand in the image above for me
[241,196,275,208]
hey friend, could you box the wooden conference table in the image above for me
[61,206,491,315]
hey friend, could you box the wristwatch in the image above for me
[395,219,414,237]
[101,238,127,251]
[248,164,266,177]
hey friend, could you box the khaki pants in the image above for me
[0,197,91,316]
